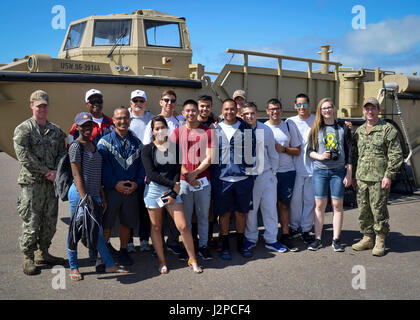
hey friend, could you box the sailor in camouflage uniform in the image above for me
[351,97,403,256]
[13,90,67,275]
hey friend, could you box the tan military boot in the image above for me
[23,253,38,275]
[35,249,66,266]
[352,234,375,251]
[372,234,386,257]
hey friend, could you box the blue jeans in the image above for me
[312,167,346,200]
[67,183,115,270]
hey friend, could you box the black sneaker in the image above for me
[118,248,133,266]
[178,249,188,261]
[308,239,322,251]
[198,246,213,260]
[279,235,299,252]
[167,244,183,255]
[302,232,314,244]
[289,228,301,239]
[107,243,120,258]
[95,257,105,273]
[332,239,345,252]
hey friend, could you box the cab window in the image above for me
[64,22,86,50]
[144,20,181,48]
[93,20,131,46]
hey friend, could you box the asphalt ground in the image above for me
[1,151,420,303]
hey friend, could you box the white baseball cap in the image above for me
[85,89,103,102]
[131,89,147,101]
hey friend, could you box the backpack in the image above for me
[54,141,83,201]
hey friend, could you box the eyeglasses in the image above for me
[321,106,333,111]
[132,99,145,103]
[88,99,103,105]
[267,107,281,112]
[162,98,176,104]
[296,103,308,108]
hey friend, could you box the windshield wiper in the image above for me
[107,29,128,58]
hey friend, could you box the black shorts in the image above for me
[102,189,139,229]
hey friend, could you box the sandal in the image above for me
[188,258,203,274]
[69,269,83,281]
[159,261,168,274]
[105,265,129,273]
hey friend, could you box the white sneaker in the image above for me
[127,242,136,253]
[140,240,152,252]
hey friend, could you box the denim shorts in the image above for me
[312,167,346,199]
[144,181,182,209]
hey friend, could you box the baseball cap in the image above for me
[131,89,147,101]
[85,89,103,102]
[75,112,93,126]
[233,89,246,100]
[30,90,49,107]
[363,97,380,109]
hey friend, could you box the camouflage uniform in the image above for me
[13,117,66,257]
[352,119,403,236]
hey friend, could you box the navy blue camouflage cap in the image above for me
[75,112,93,126]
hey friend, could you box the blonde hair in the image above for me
[308,98,335,151]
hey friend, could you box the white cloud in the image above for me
[347,15,420,55]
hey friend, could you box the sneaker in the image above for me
[167,244,183,255]
[265,241,287,253]
[107,243,120,258]
[207,238,218,250]
[308,239,322,251]
[118,249,133,266]
[139,240,152,252]
[243,240,256,250]
[289,228,301,239]
[178,249,188,261]
[302,232,315,244]
[95,257,105,273]
[220,249,232,260]
[279,235,299,252]
[127,242,136,253]
[198,246,213,260]
[239,247,253,258]
[332,239,345,252]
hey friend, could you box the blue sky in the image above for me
[1,0,419,75]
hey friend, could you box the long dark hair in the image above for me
[150,115,168,141]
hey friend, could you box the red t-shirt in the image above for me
[171,124,214,181]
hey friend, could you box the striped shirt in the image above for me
[68,142,102,197]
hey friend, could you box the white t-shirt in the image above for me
[92,116,103,126]
[286,114,315,176]
[143,114,181,145]
[218,121,247,182]
[265,120,301,173]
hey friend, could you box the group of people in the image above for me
[13,87,403,280]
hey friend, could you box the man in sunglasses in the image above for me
[68,89,114,147]
[142,90,182,145]
[286,93,316,245]
[127,89,154,253]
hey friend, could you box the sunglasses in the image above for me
[296,103,308,108]
[162,98,176,104]
[321,106,333,111]
[88,99,103,105]
[132,99,145,103]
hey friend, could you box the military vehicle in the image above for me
[0,9,419,189]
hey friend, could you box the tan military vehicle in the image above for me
[0,9,419,189]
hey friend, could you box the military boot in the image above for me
[372,234,386,257]
[352,234,375,251]
[23,253,38,275]
[35,249,66,266]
